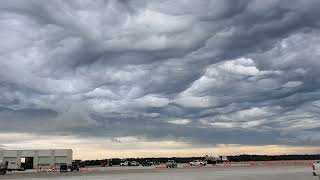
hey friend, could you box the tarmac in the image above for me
[0,164,317,180]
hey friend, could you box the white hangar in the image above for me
[0,149,73,170]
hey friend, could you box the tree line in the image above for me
[77,154,320,167]
[227,154,320,162]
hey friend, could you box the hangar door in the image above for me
[38,156,51,167]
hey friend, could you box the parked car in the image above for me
[101,159,112,167]
[60,164,68,172]
[120,161,130,166]
[70,162,80,171]
[312,160,320,176]
[153,161,161,165]
[129,161,139,166]
[141,161,153,166]
[166,160,177,168]
[0,160,8,175]
[190,160,207,166]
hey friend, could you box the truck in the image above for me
[69,162,80,172]
[189,160,207,166]
[60,164,68,173]
[120,161,129,166]
[0,160,8,175]
[312,160,320,176]
[5,161,25,172]
[166,160,177,168]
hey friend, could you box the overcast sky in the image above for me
[1,0,320,159]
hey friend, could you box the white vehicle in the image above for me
[6,161,25,171]
[0,160,8,175]
[312,160,320,176]
[166,160,177,168]
[129,161,139,166]
[189,160,207,166]
[120,161,129,166]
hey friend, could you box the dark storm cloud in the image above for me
[1,0,320,147]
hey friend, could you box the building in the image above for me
[0,149,72,169]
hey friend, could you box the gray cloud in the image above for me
[0,0,320,148]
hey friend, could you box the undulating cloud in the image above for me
[0,0,320,158]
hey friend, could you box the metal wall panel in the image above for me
[38,150,51,157]
[21,150,35,157]
[3,151,18,157]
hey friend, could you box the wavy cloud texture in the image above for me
[1,0,320,154]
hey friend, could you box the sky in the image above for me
[0,0,320,160]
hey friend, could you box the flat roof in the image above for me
[0,149,72,151]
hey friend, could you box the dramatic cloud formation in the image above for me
[1,0,320,158]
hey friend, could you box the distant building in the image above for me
[0,149,72,170]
